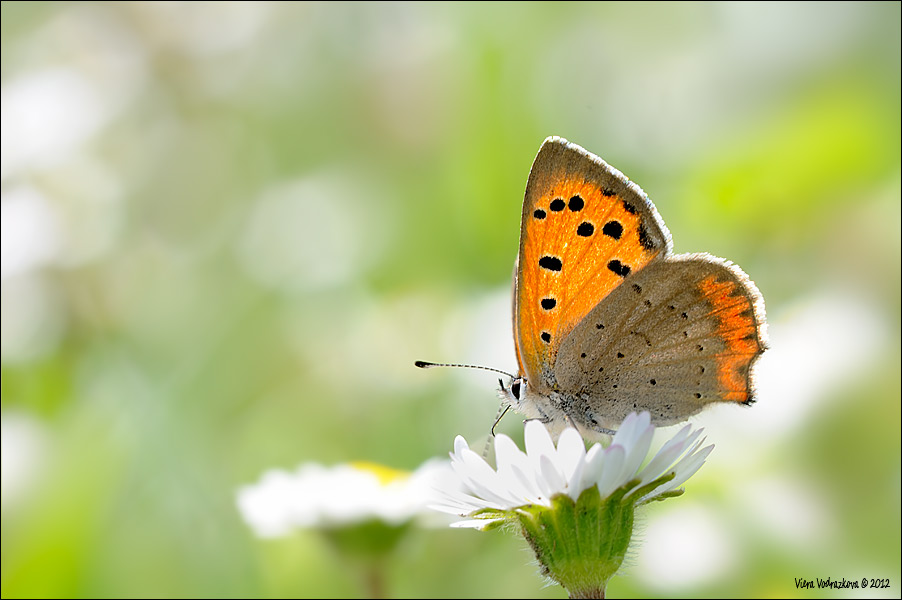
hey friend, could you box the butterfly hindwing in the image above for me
[514,137,672,393]
[554,254,767,429]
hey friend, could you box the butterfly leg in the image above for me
[567,413,617,437]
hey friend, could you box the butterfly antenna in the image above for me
[414,360,516,380]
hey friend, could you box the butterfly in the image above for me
[421,137,767,439]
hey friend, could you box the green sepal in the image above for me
[461,474,691,596]
[639,489,684,505]
[469,507,509,520]
[511,486,636,598]
[625,471,675,503]
[575,485,602,558]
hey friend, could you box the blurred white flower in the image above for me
[432,412,713,529]
[237,459,451,538]
[1,186,61,280]
[1,411,49,509]
[1,68,108,177]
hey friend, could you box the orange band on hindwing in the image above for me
[697,275,760,402]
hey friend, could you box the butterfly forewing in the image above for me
[515,137,671,391]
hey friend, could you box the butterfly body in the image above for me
[505,137,766,439]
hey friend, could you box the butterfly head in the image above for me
[498,375,523,405]
[498,374,558,424]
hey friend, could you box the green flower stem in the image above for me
[320,520,412,599]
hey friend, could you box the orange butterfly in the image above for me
[421,137,767,438]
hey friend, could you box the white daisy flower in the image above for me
[430,412,713,598]
[237,458,451,538]
[434,412,712,527]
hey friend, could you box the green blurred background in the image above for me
[1,2,899,598]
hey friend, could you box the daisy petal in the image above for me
[596,444,626,498]
[638,424,701,485]
[663,443,714,491]
[540,454,565,492]
[619,420,654,480]
[578,444,607,491]
[611,412,650,450]
[453,435,470,457]
[525,420,556,470]
[556,427,587,482]
[494,433,529,473]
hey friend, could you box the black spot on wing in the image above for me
[539,256,562,271]
[602,220,623,240]
[607,260,631,277]
[638,223,656,250]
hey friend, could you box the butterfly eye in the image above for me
[510,380,522,400]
